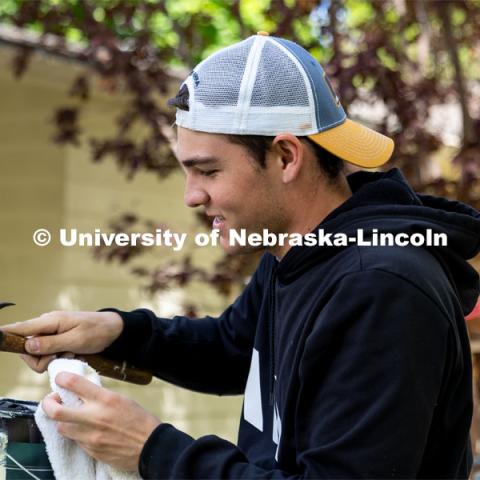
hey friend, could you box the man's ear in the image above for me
[270,134,304,183]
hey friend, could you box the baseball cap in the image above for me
[170,32,394,168]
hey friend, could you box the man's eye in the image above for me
[200,170,219,177]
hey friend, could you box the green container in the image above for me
[5,442,54,479]
[0,399,54,480]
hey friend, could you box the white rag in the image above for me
[35,358,140,480]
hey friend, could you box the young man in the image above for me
[4,34,480,478]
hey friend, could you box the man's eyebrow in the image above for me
[180,156,220,168]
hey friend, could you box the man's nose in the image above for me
[184,181,209,208]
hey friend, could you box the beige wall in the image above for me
[0,47,242,441]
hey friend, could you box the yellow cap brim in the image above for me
[308,119,394,168]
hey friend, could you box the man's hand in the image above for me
[43,372,161,472]
[2,311,124,372]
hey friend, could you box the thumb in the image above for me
[25,330,81,355]
[25,336,53,355]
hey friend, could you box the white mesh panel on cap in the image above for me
[179,104,319,135]
[193,38,254,107]
[250,40,310,107]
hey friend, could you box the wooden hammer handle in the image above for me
[0,329,152,385]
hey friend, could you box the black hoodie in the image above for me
[104,168,480,479]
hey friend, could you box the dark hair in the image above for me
[168,87,344,181]
[226,135,344,181]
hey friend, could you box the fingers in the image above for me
[55,372,104,402]
[19,352,76,373]
[50,392,62,403]
[42,393,84,424]
[57,422,89,443]
[20,354,57,373]
[2,312,62,337]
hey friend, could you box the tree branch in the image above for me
[436,1,475,145]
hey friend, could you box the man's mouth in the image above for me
[212,215,225,228]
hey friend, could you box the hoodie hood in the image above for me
[279,168,480,314]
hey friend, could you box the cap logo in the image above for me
[192,71,200,87]
[323,72,341,107]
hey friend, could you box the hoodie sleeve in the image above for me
[101,254,272,395]
[136,269,468,479]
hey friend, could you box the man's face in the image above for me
[176,127,285,254]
